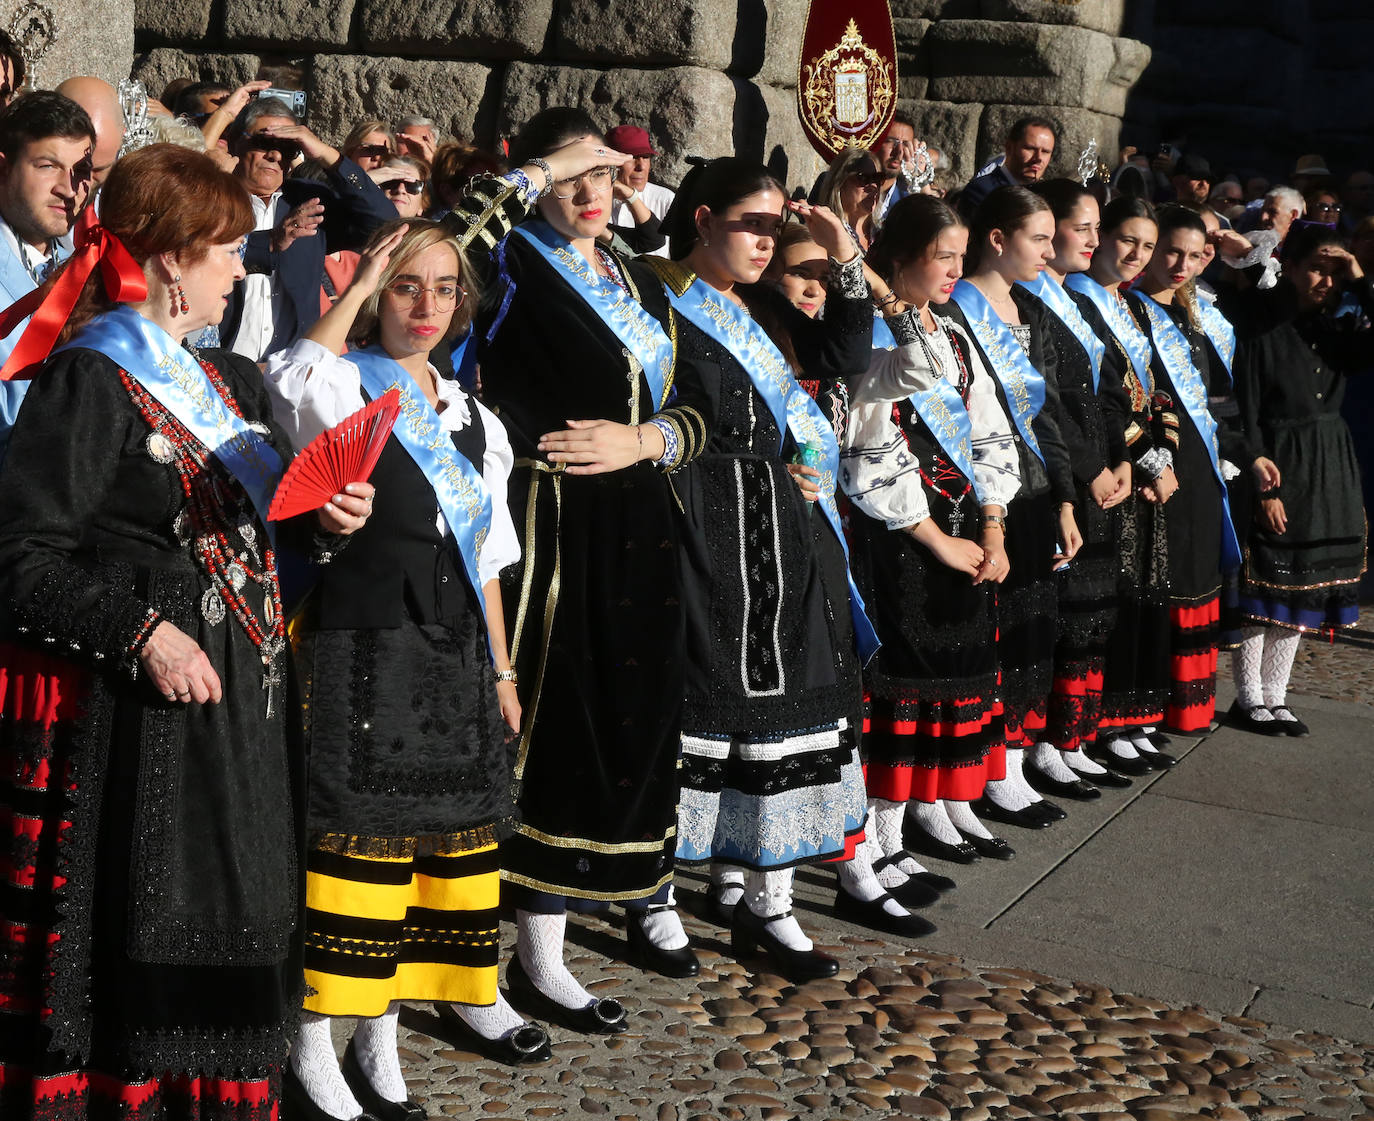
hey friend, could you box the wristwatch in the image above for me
[626,188,644,206]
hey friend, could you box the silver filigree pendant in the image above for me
[227,563,247,592]
[201,587,226,625]
[172,510,191,545]
[146,432,175,464]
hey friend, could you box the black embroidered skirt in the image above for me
[295,616,511,1016]
[997,492,1060,744]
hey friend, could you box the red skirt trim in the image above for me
[0,1064,279,1121]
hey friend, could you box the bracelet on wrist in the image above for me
[494,668,518,685]
[981,514,1007,532]
[526,157,554,197]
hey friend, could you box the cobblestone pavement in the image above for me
[1285,603,1374,706]
[387,904,1374,1121]
[361,609,1374,1120]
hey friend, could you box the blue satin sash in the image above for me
[950,280,1046,464]
[665,275,879,663]
[513,221,673,408]
[1064,273,1154,392]
[351,345,494,629]
[1019,272,1104,392]
[1129,292,1242,572]
[57,305,283,541]
[1196,298,1236,382]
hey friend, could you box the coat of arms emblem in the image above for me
[797,14,897,159]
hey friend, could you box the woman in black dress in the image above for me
[1128,206,1251,738]
[944,186,1081,861]
[1225,224,1371,734]
[0,145,371,1121]
[459,110,715,1023]
[642,158,874,981]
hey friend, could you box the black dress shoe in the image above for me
[909,869,957,893]
[731,904,838,983]
[1025,765,1102,801]
[339,1041,426,1121]
[834,889,936,938]
[904,826,980,864]
[284,1063,380,1121]
[973,796,1054,830]
[505,956,628,1035]
[960,832,1015,860]
[1225,700,1288,737]
[1080,764,1133,788]
[1136,747,1178,769]
[1028,798,1066,821]
[432,1004,553,1066]
[884,874,941,909]
[1269,706,1310,737]
[625,907,700,978]
[1086,744,1153,776]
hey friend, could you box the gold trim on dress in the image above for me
[510,460,563,783]
[499,868,675,903]
[512,820,677,855]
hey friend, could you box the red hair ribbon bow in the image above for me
[0,208,148,382]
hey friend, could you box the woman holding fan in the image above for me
[264,218,543,1117]
[0,145,373,1121]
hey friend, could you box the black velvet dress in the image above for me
[0,346,309,1120]
[465,195,714,902]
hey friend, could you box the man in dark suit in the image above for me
[222,96,395,360]
[956,116,1057,221]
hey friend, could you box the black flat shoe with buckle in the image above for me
[432,1004,553,1066]
[506,956,628,1035]
[285,1062,380,1121]
[340,1040,425,1121]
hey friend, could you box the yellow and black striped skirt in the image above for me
[302,829,501,1018]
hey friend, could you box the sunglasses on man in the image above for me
[379,178,424,195]
[243,135,303,163]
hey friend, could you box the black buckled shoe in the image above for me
[873,852,957,896]
[1136,746,1178,769]
[960,832,1016,860]
[506,956,628,1035]
[904,827,980,864]
[704,882,741,928]
[973,796,1055,830]
[340,1040,425,1121]
[285,1065,381,1121]
[731,904,838,983]
[1025,765,1102,801]
[834,888,936,938]
[625,906,700,978]
[432,1004,553,1066]
[1086,743,1153,776]
[1080,763,1133,788]
[1028,798,1066,821]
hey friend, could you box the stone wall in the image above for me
[2,0,134,89]
[131,0,1151,193]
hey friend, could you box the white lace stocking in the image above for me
[291,1014,360,1120]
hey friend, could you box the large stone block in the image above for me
[896,98,982,186]
[745,81,824,193]
[310,55,501,147]
[16,0,133,88]
[223,0,355,49]
[894,18,931,101]
[927,20,1144,117]
[756,0,808,88]
[360,0,554,61]
[976,103,1121,181]
[134,0,212,44]
[499,63,738,187]
[890,0,978,16]
[978,0,1127,36]
[553,0,734,70]
[131,48,262,101]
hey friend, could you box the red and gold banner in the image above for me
[796,0,899,160]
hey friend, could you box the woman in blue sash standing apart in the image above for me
[642,157,876,982]
[264,217,547,1118]
[0,146,373,1121]
[943,186,1081,859]
[457,111,716,1024]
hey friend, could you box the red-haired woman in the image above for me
[0,145,372,1120]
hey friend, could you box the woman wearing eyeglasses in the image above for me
[818,147,885,255]
[263,217,548,1116]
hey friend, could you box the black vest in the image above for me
[314,403,488,629]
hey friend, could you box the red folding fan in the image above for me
[268,388,401,520]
